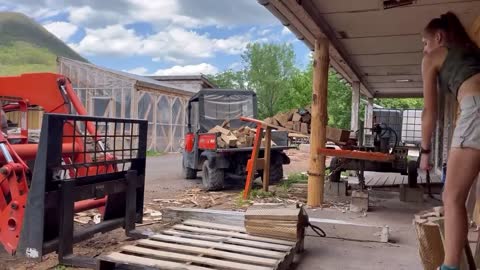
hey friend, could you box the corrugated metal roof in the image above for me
[57,57,196,96]
[147,75,217,88]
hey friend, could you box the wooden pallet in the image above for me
[97,219,298,270]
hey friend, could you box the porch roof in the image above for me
[258,0,480,98]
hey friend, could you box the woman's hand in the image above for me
[420,153,432,171]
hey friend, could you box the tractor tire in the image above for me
[329,157,342,183]
[182,159,197,179]
[202,160,224,191]
[407,160,418,188]
[261,154,284,184]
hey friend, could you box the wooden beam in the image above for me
[263,128,272,192]
[308,38,329,207]
[365,98,374,130]
[351,81,360,131]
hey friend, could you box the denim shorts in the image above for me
[451,96,480,150]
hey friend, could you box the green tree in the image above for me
[208,69,248,89]
[327,72,352,129]
[243,43,296,118]
[375,98,424,109]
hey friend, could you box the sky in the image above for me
[0,0,311,76]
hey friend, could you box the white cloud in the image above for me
[281,27,291,36]
[70,25,250,62]
[153,63,218,75]
[123,67,149,75]
[69,24,143,56]
[259,29,271,36]
[43,21,78,41]
[6,0,276,28]
[228,62,243,71]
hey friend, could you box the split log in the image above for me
[292,113,302,122]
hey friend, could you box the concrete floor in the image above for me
[293,192,443,269]
[145,153,445,270]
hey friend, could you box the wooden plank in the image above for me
[173,224,296,246]
[121,245,272,270]
[247,158,265,170]
[300,123,308,134]
[150,234,285,259]
[245,207,301,221]
[137,239,278,267]
[292,113,302,122]
[99,252,213,270]
[163,229,292,252]
[162,207,245,226]
[263,127,272,192]
[221,133,238,148]
[209,125,230,135]
[183,219,246,233]
[309,217,389,243]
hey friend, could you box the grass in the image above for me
[0,12,87,76]
[146,150,164,157]
[235,188,276,207]
[281,172,308,189]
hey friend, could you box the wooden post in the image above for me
[365,98,374,130]
[351,81,360,132]
[262,127,272,192]
[308,38,329,207]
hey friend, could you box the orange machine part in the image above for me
[317,148,395,162]
[0,163,28,255]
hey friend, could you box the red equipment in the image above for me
[0,73,121,257]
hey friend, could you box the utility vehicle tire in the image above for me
[407,160,418,188]
[202,160,224,191]
[182,159,197,179]
[261,154,284,184]
[329,157,342,183]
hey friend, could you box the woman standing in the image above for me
[420,12,480,270]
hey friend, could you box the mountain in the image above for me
[0,12,87,76]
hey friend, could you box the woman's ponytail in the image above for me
[425,11,478,49]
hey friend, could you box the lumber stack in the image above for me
[244,205,308,242]
[265,107,311,135]
[265,107,351,143]
[208,124,276,149]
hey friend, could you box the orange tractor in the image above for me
[0,73,147,267]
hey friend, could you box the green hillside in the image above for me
[0,12,87,76]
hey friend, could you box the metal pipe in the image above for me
[74,198,106,213]
[1,143,76,161]
[0,143,13,163]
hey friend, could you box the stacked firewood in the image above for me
[264,107,312,134]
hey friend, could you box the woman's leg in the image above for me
[443,147,480,267]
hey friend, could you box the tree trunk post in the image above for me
[308,38,329,207]
[351,81,360,132]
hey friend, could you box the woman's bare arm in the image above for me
[421,54,438,150]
